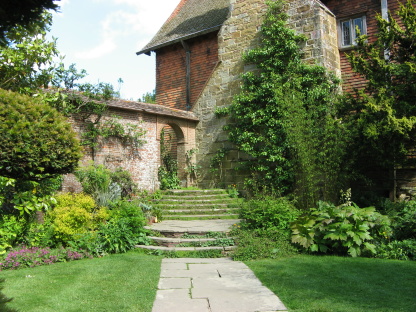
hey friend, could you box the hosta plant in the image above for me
[291,201,391,257]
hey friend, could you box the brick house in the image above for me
[135,0,416,197]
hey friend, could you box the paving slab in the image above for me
[152,258,287,312]
[145,219,240,233]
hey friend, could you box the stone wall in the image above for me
[194,0,340,188]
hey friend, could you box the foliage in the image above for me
[378,199,416,241]
[158,129,180,190]
[231,227,298,260]
[95,219,148,254]
[291,201,391,257]
[227,184,239,198]
[68,199,148,255]
[0,177,58,216]
[0,215,26,255]
[375,239,416,261]
[340,0,416,182]
[185,148,201,184]
[0,0,58,46]
[110,167,138,198]
[75,164,138,206]
[0,89,82,180]
[239,197,301,234]
[107,199,146,233]
[232,196,300,260]
[0,13,59,92]
[217,0,346,201]
[47,80,147,158]
[138,89,156,103]
[0,246,92,271]
[48,193,106,243]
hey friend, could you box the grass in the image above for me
[1,251,162,312]
[247,255,416,312]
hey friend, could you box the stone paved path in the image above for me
[152,258,288,312]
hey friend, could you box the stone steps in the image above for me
[162,214,239,220]
[155,189,241,221]
[136,190,241,254]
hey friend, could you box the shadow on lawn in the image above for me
[0,279,19,312]
[249,256,416,312]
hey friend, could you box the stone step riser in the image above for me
[135,245,236,252]
[161,194,231,199]
[155,200,237,205]
[163,215,239,221]
[163,190,227,196]
[163,208,239,215]
[156,205,240,211]
[147,236,234,248]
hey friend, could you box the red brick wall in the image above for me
[156,31,219,110]
[322,0,410,93]
[62,108,160,192]
[323,0,381,92]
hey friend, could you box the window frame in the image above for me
[338,15,367,50]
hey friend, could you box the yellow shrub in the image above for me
[49,193,97,242]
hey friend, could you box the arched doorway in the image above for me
[159,123,187,189]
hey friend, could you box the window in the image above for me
[339,16,366,48]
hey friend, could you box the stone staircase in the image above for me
[136,189,241,254]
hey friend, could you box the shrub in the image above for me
[231,227,298,261]
[379,199,416,241]
[110,167,138,198]
[48,193,105,243]
[375,239,416,261]
[0,89,82,180]
[240,197,301,234]
[75,164,138,206]
[107,199,146,233]
[0,215,26,255]
[291,201,391,257]
[75,164,112,198]
[96,218,148,254]
[68,199,149,256]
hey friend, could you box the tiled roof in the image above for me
[107,99,199,121]
[64,91,199,121]
[137,0,230,55]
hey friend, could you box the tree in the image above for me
[0,13,59,93]
[340,0,416,190]
[0,89,82,180]
[138,90,156,103]
[217,0,347,204]
[0,0,59,45]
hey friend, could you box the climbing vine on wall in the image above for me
[158,129,180,190]
[216,0,349,206]
[44,79,147,159]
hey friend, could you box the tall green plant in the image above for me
[217,0,347,204]
[340,0,416,184]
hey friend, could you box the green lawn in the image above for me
[1,251,162,312]
[247,255,416,312]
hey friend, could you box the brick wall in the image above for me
[156,32,219,110]
[322,0,411,93]
[62,107,160,192]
